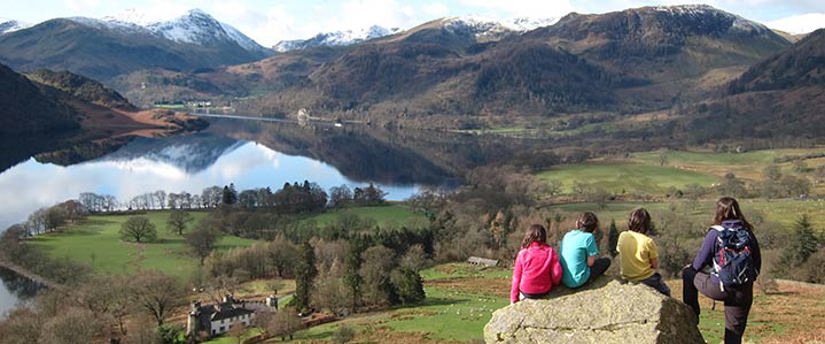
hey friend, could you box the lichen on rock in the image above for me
[484,280,704,344]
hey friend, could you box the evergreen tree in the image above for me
[343,235,369,311]
[222,183,238,206]
[607,219,619,257]
[294,241,317,311]
[778,214,820,270]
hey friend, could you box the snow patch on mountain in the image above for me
[651,4,771,35]
[274,25,402,52]
[100,8,269,54]
[274,16,558,52]
[0,18,30,35]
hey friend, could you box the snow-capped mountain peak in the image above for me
[0,17,31,35]
[98,8,269,54]
[102,8,159,26]
[651,4,770,35]
[148,9,230,45]
[274,25,402,52]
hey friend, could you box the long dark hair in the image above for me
[714,197,753,230]
[628,208,651,234]
[576,212,599,233]
[521,224,547,248]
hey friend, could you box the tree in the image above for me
[38,307,102,344]
[390,268,425,305]
[359,245,397,307]
[131,271,183,326]
[546,179,563,197]
[332,325,356,344]
[76,275,132,337]
[186,226,218,265]
[120,216,157,243]
[778,215,820,270]
[223,183,238,206]
[718,173,747,198]
[228,322,247,344]
[329,185,353,208]
[154,190,167,210]
[167,210,193,236]
[607,219,619,257]
[267,307,304,341]
[294,241,317,311]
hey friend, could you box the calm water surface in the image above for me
[0,120,451,316]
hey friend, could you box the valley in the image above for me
[1,2,825,344]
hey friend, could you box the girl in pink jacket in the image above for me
[510,224,563,303]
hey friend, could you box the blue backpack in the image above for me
[711,224,758,290]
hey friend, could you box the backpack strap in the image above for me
[710,225,725,232]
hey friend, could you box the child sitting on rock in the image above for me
[616,208,671,296]
[559,212,611,288]
[510,224,562,303]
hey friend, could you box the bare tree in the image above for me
[167,210,193,236]
[267,307,304,341]
[119,216,157,243]
[38,307,103,344]
[186,226,219,265]
[130,271,183,326]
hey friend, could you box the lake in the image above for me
[0,119,459,316]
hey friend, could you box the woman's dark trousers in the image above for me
[682,267,753,344]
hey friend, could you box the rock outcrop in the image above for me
[484,280,704,344]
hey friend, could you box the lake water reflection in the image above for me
[0,137,420,230]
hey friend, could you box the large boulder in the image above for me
[484,280,704,344]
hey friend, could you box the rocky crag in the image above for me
[484,280,704,344]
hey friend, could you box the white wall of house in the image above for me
[209,313,255,336]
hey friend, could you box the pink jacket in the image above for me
[510,242,563,303]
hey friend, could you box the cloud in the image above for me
[64,0,101,13]
[766,12,825,33]
[458,0,575,18]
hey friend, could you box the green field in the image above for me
[546,199,825,231]
[30,206,425,276]
[538,147,825,197]
[30,211,256,276]
[305,204,426,228]
[538,161,719,195]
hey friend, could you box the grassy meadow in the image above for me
[29,211,256,276]
[246,262,824,344]
[29,205,424,277]
[539,147,825,196]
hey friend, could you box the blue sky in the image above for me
[3,0,825,46]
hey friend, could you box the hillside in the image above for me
[27,69,137,110]
[132,5,792,121]
[0,63,80,135]
[674,29,825,142]
[0,11,271,82]
[525,5,791,108]
[194,18,642,118]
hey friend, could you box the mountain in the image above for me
[26,69,136,111]
[681,29,825,140]
[0,10,271,82]
[0,63,80,135]
[730,29,825,93]
[523,5,791,108]
[96,133,244,173]
[243,17,643,118]
[275,25,402,52]
[273,16,559,52]
[137,9,270,56]
[0,18,29,35]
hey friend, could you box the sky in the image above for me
[2,0,825,46]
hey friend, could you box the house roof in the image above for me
[211,306,254,321]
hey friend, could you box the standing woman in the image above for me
[682,197,761,344]
[510,224,563,304]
